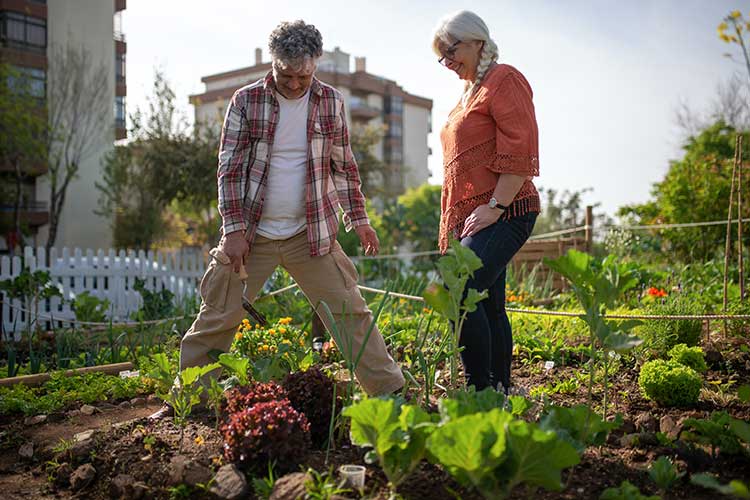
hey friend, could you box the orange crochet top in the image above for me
[439,63,540,253]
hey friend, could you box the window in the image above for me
[115,52,126,83]
[388,119,402,138]
[115,96,126,128]
[8,66,46,98]
[385,95,403,115]
[0,11,47,52]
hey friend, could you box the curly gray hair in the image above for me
[268,20,324,70]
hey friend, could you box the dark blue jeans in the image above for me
[459,211,537,391]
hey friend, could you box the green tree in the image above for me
[619,121,750,261]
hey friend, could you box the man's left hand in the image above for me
[460,204,503,238]
[355,224,380,256]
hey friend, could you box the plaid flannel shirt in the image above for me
[217,72,369,257]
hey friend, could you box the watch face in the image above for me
[489,198,497,208]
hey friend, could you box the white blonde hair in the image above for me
[432,10,499,107]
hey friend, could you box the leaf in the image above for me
[507,396,532,417]
[426,409,511,492]
[691,473,750,498]
[218,353,250,385]
[344,398,399,451]
[423,282,456,319]
[439,387,508,422]
[738,384,750,403]
[498,420,580,493]
[729,418,750,444]
[603,331,644,352]
[540,405,621,452]
[648,456,684,491]
[464,288,488,314]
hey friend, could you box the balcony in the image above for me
[0,200,49,226]
[349,96,380,120]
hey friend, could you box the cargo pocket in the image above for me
[330,243,359,290]
[199,247,233,312]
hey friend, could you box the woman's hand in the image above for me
[460,204,503,238]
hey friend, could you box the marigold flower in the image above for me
[279,327,287,334]
[235,332,243,341]
[731,10,741,19]
[194,435,205,446]
[718,21,729,31]
[268,329,276,335]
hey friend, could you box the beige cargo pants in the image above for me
[179,231,404,396]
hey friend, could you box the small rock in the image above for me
[210,464,248,500]
[131,482,149,499]
[130,397,146,406]
[635,412,657,432]
[146,394,160,404]
[270,472,310,500]
[18,442,34,460]
[80,404,97,416]
[24,414,47,426]
[619,433,639,448]
[98,402,117,410]
[638,432,659,447]
[110,474,135,498]
[70,463,96,491]
[67,409,81,419]
[74,429,95,442]
[168,455,212,487]
[54,462,73,487]
[118,401,133,409]
[660,415,680,439]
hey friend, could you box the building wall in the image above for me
[402,103,431,189]
[36,0,116,249]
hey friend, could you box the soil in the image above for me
[0,332,748,499]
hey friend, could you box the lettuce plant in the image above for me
[343,397,436,487]
[222,380,287,416]
[638,359,701,407]
[222,399,310,472]
[540,404,622,453]
[682,411,750,458]
[648,456,684,492]
[282,366,341,447]
[667,343,707,373]
[600,480,661,500]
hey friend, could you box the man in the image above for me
[150,21,404,419]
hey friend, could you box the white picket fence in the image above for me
[1,246,208,335]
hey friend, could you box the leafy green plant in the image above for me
[638,298,703,354]
[667,343,707,373]
[250,461,276,500]
[540,404,622,453]
[144,351,178,396]
[691,473,750,499]
[438,387,509,421]
[638,359,701,407]
[304,467,352,499]
[163,363,219,451]
[681,411,750,458]
[71,291,110,323]
[544,250,642,419]
[206,377,225,429]
[423,240,488,386]
[344,397,435,487]
[217,352,251,387]
[739,384,750,403]
[600,480,661,500]
[426,408,580,499]
[132,277,175,321]
[648,456,684,492]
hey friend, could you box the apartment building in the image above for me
[0,0,126,251]
[190,47,432,196]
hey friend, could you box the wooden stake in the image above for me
[724,136,739,333]
[739,135,745,301]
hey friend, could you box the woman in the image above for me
[433,10,540,393]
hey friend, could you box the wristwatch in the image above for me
[488,197,508,211]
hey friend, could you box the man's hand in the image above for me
[221,231,249,273]
[460,204,502,238]
[355,224,380,256]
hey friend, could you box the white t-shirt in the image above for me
[257,89,310,239]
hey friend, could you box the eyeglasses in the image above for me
[438,40,462,67]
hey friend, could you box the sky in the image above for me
[123,0,746,216]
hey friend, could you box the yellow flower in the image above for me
[279,327,287,334]
[718,21,729,32]
[255,324,260,329]
[731,10,741,19]
[194,435,205,446]
[422,307,431,313]
[282,339,291,345]
[268,329,276,335]
[242,319,250,325]
[721,33,731,42]
[234,332,243,341]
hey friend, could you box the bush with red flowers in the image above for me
[221,399,310,472]
[282,366,342,447]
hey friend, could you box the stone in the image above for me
[619,433,639,448]
[73,429,95,443]
[130,397,146,406]
[24,414,47,426]
[118,401,133,409]
[18,442,34,460]
[660,415,680,439]
[270,472,310,500]
[54,462,73,487]
[67,409,82,419]
[70,463,96,491]
[110,474,136,498]
[146,394,160,404]
[619,417,636,435]
[167,455,212,487]
[80,404,97,416]
[634,412,657,433]
[209,464,248,500]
